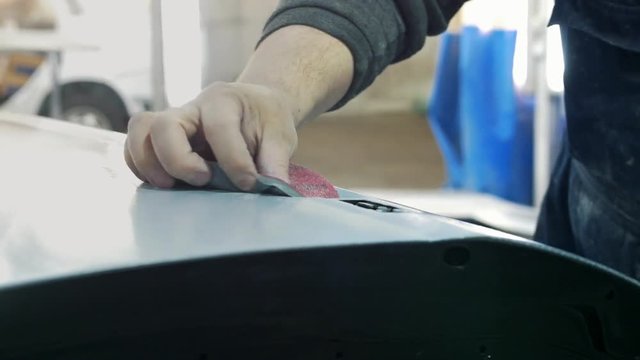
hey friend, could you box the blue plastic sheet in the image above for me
[429,27,533,205]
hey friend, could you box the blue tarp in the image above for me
[429,27,533,205]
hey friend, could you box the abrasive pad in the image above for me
[207,162,338,198]
[287,163,339,198]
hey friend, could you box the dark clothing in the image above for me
[535,2,640,279]
[550,1,640,199]
[261,0,467,108]
[535,136,640,279]
[262,0,640,279]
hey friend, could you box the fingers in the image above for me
[123,83,297,192]
[126,108,211,188]
[256,121,297,183]
[200,97,258,191]
[149,113,211,186]
[126,112,175,188]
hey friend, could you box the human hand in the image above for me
[124,82,298,190]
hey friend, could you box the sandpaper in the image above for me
[206,162,338,198]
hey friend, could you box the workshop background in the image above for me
[0,0,563,236]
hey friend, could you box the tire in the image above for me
[39,82,129,132]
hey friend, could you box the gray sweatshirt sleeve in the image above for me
[260,0,467,109]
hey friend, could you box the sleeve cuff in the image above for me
[259,7,376,110]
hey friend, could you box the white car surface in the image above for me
[0,113,637,359]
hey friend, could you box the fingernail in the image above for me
[192,169,211,186]
[236,173,257,191]
[150,175,175,189]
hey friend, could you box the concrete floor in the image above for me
[292,113,446,189]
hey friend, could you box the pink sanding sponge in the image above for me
[287,163,339,198]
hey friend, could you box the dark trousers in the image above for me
[534,137,640,280]
[534,1,640,280]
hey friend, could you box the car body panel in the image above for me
[0,112,520,289]
[1,113,638,359]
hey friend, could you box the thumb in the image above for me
[256,125,297,183]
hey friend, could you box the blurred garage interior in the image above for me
[0,0,565,236]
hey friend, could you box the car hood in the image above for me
[0,112,520,288]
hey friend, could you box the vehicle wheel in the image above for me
[39,83,129,132]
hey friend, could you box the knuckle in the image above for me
[201,81,236,99]
[128,111,154,130]
[153,114,174,127]
[204,114,235,128]
[208,81,228,91]
[148,115,175,134]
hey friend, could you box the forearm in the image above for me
[237,25,354,126]
[126,0,468,189]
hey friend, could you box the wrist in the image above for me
[237,25,353,126]
[234,79,311,127]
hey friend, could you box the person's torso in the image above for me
[551,0,640,196]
